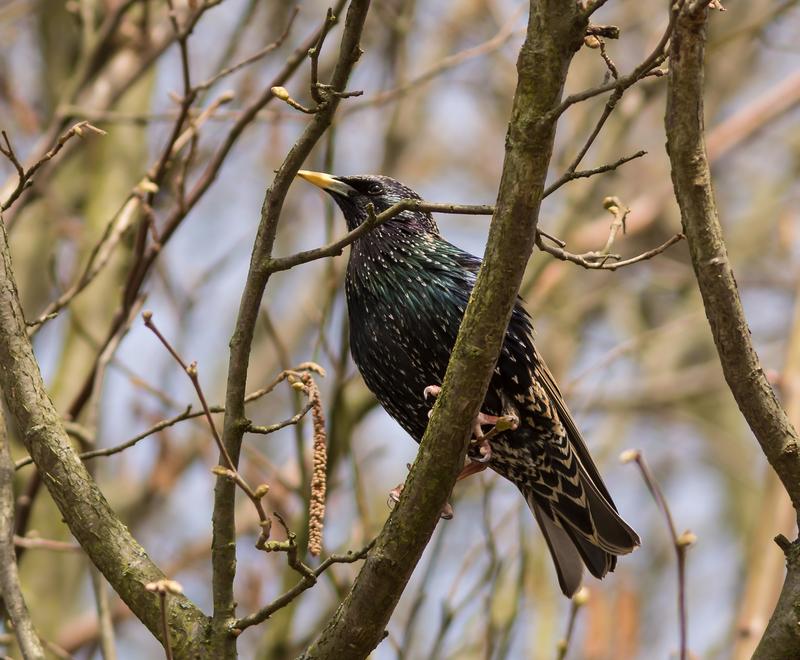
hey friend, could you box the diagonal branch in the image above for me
[666,3,800,518]
[211,2,372,656]
[0,219,208,655]
[0,406,45,660]
[299,2,589,657]
[665,4,800,658]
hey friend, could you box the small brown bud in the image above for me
[573,586,590,606]
[677,530,697,548]
[138,178,159,194]
[619,449,640,464]
[271,86,290,101]
[584,35,601,49]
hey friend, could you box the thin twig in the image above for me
[9,367,325,468]
[193,6,300,93]
[621,449,694,660]
[556,588,590,660]
[90,567,118,660]
[233,537,375,631]
[13,535,81,552]
[246,401,314,435]
[142,311,277,548]
[145,580,184,660]
[0,122,106,211]
[343,7,524,115]
[310,8,337,103]
[536,233,684,271]
[62,0,352,428]
[270,195,681,275]
[554,2,681,118]
[142,314,328,554]
[543,149,646,198]
[0,407,46,659]
[599,196,630,255]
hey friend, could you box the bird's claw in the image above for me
[423,384,442,402]
[388,482,453,519]
[471,437,493,463]
[470,413,518,463]
[423,384,519,466]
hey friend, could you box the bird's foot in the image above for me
[423,384,442,407]
[456,460,488,482]
[388,474,453,520]
[423,384,519,465]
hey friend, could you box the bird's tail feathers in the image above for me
[576,469,640,556]
[529,501,584,597]
[523,463,639,596]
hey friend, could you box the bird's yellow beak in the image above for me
[297,170,354,196]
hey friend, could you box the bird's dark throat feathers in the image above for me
[325,174,440,235]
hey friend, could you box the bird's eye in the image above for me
[367,183,383,195]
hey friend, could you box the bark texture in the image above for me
[0,219,210,658]
[210,2,372,657]
[665,4,800,658]
[299,3,588,658]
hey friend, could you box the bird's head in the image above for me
[297,171,439,234]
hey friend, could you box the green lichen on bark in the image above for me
[299,3,587,659]
[665,4,800,658]
[0,218,211,658]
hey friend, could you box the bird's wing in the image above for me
[441,237,618,509]
[532,352,618,507]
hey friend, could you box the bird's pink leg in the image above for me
[392,386,522,519]
[456,460,487,482]
[423,385,519,464]
[388,465,453,519]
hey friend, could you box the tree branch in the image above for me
[233,539,375,632]
[666,2,800,519]
[665,4,800,658]
[211,2,372,656]
[0,406,45,660]
[0,218,209,656]
[299,2,588,657]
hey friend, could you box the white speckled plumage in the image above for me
[299,171,640,596]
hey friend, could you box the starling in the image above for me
[297,170,640,596]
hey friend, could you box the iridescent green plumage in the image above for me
[299,171,640,596]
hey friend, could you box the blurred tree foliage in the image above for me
[0,1,799,658]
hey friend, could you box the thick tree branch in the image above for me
[665,4,800,658]
[666,3,800,518]
[299,3,588,658]
[0,406,45,660]
[0,219,209,656]
[211,2,371,657]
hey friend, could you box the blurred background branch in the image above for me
[0,0,798,657]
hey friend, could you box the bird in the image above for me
[297,170,640,597]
